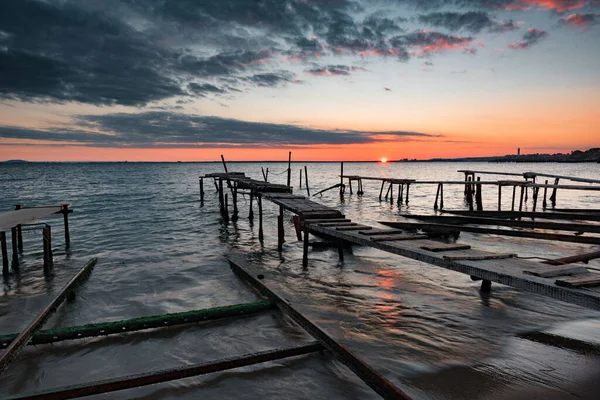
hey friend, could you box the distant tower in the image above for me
[518,147,521,156]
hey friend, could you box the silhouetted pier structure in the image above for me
[0,204,72,276]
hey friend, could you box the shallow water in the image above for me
[0,161,599,399]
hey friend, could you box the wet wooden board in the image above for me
[335,225,372,231]
[370,234,428,242]
[358,229,403,236]
[524,265,589,278]
[304,218,351,224]
[556,274,600,288]
[420,243,472,252]
[318,222,357,227]
[442,251,515,261]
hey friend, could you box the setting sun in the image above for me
[380,157,387,163]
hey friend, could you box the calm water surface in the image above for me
[1,162,599,399]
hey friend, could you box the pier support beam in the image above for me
[481,279,492,293]
[258,196,264,243]
[475,177,483,211]
[511,185,516,211]
[302,227,309,268]
[339,162,344,197]
[15,204,23,253]
[232,183,239,222]
[379,181,385,201]
[543,180,548,210]
[199,178,204,203]
[549,178,559,208]
[42,225,52,273]
[277,206,284,252]
[248,193,254,221]
[304,166,310,196]
[497,185,502,211]
[338,239,344,262]
[61,204,70,246]
[11,227,18,268]
[1,232,8,276]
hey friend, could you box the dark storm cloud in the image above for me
[0,112,440,148]
[418,11,518,33]
[305,65,366,76]
[508,28,548,49]
[243,72,297,87]
[187,83,227,96]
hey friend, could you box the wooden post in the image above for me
[266,168,269,182]
[405,183,410,205]
[261,167,267,182]
[440,184,444,210]
[213,178,219,192]
[302,227,309,268]
[348,178,353,194]
[397,184,403,206]
[258,196,264,243]
[434,184,441,210]
[511,185,517,211]
[338,239,344,262]
[61,204,70,245]
[339,162,344,196]
[248,193,254,220]
[524,179,529,202]
[389,183,393,205]
[43,225,52,273]
[464,172,469,196]
[14,204,23,252]
[379,181,385,201]
[358,179,363,196]
[232,183,239,222]
[1,232,8,276]
[199,178,204,202]
[286,152,292,188]
[481,279,492,293]
[11,227,18,268]
[549,177,559,208]
[299,168,302,188]
[223,194,230,223]
[218,179,224,216]
[532,187,540,212]
[497,185,502,211]
[304,165,310,196]
[277,206,284,252]
[293,216,302,241]
[475,177,483,211]
[543,179,548,210]
[518,184,525,217]
[466,177,473,211]
[384,182,391,200]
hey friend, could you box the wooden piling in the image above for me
[543,179,548,209]
[475,177,483,211]
[532,187,539,212]
[1,232,8,276]
[497,185,502,211]
[258,196,264,243]
[302,227,309,268]
[218,178,224,215]
[199,178,204,202]
[434,184,441,210]
[266,167,269,182]
[550,177,559,207]
[286,152,292,188]
[338,239,344,262]
[397,184,403,206]
[61,204,70,245]
[379,181,385,201]
[348,178,353,194]
[304,165,310,196]
[261,167,267,182]
[11,227,18,268]
[405,183,410,204]
[42,226,52,274]
[15,204,23,252]
[511,185,517,211]
[223,194,230,223]
[299,168,302,188]
[232,183,239,221]
[466,177,473,211]
[440,184,444,210]
[339,162,344,196]
[277,206,284,252]
[248,193,254,220]
[481,280,492,293]
[389,183,393,204]
[518,185,525,215]
[384,182,391,200]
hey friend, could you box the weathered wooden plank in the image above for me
[335,225,372,231]
[304,218,351,224]
[441,210,600,222]
[556,274,600,288]
[227,254,412,400]
[370,234,428,242]
[442,251,515,261]
[420,243,472,252]
[524,266,589,278]
[358,229,403,236]
[318,222,357,227]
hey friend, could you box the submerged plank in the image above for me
[556,274,600,288]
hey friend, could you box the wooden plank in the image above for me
[441,210,600,222]
[227,254,412,400]
[370,234,428,242]
[442,252,515,261]
[556,274,600,288]
[318,222,357,227]
[379,221,600,245]
[420,243,472,252]
[303,218,351,224]
[335,225,372,231]
[0,258,97,377]
[524,266,589,278]
[358,229,403,236]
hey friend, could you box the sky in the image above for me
[0,0,599,162]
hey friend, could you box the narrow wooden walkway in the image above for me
[301,218,600,311]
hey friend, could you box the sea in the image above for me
[1,161,599,399]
